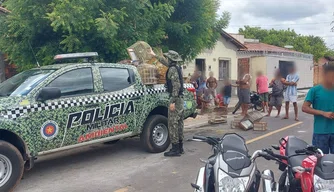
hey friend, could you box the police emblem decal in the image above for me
[41,121,59,140]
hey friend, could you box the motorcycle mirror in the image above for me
[191,183,201,190]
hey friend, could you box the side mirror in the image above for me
[37,87,61,102]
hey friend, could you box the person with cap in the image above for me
[150,49,184,157]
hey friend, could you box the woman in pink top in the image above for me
[256,71,269,112]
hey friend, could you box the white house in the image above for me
[183,31,247,91]
[236,38,314,91]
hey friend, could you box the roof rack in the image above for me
[54,52,98,61]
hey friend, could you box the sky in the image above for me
[219,0,334,49]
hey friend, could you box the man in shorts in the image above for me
[236,73,251,116]
[282,66,299,121]
[256,71,269,112]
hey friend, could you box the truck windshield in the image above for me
[0,69,55,97]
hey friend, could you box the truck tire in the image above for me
[141,115,170,153]
[0,140,24,192]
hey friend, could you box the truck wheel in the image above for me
[0,140,24,192]
[141,115,170,153]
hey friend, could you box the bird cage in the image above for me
[127,41,153,63]
[137,63,158,85]
[147,57,167,84]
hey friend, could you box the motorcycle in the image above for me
[232,91,263,114]
[191,133,268,192]
[261,136,334,192]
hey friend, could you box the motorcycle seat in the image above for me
[286,136,308,167]
[315,154,334,180]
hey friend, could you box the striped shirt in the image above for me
[286,73,299,96]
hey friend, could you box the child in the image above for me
[198,88,214,115]
[302,60,334,154]
[206,71,218,99]
[222,79,232,108]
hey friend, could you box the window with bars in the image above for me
[219,60,230,80]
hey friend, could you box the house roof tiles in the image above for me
[243,42,301,54]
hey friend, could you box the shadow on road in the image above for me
[22,138,144,179]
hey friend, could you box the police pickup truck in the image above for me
[0,52,197,191]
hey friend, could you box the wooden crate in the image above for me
[209,118,227,124]
[231,120,240,129]
[214,106,228,116]
[234,116,244,122]
[239,119,254,131]
[247,111,264,123]
[253,122,268,131]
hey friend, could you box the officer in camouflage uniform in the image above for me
[151,50,184,157]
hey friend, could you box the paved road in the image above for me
[16,103,313,192]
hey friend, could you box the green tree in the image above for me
[239,26,331,61]
[0,0,229,69]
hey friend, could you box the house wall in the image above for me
[313,58,328,85]
[314,65,323,85]
[230,34,245,44]
[243,55,313,91]
[184,36,238,80]
[266,56,313,89]
[249,56,267,91]
[183,36,239,93]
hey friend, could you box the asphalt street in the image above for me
[15,102,314,192]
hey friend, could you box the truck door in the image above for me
[34,67,96,152]
[76,66,139,141]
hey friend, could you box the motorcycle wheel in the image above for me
[254,102,263,111]
[278,170,289,192]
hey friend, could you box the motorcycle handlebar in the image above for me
[295,149,307,154]
[270,152,288,160]
[193,136,207,141]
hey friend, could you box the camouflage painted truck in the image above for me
[0,53,197,191]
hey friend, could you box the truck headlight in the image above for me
[314,175,334,192]
[218,169,249,192]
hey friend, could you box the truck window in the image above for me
[100,68,132,92]
[47,68,94,97]
[0,69,54,97]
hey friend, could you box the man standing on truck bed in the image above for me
[150,49,185,157]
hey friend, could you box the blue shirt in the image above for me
[305,85,334,134]
[286,73,299,96]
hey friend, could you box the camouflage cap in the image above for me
[163,50,183,62]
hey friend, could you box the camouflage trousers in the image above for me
[168,97,184,144]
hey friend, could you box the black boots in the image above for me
[164,143,181,157]
[164,142,184,157]
[179,141,184,154]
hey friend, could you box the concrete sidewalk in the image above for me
[184,89,309,130]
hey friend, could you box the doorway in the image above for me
[279,61,294,78]
[195,59,206,77]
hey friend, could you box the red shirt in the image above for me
[256,75,269,94]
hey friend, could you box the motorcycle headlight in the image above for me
[314,175,334,192]
[218,169,249,192]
